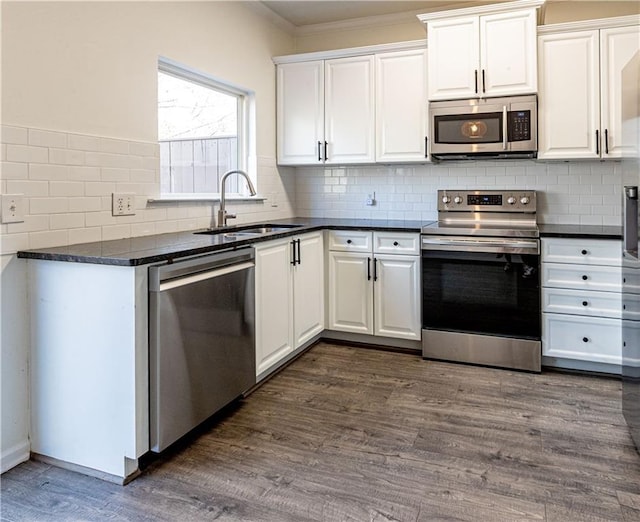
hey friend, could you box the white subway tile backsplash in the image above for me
[68,134,100,152]
[7,215,49,234]
[68,227,102,245]
[99,138,129,155]
[50,213,85,230]
[1,232,30,255]
[85,182,116,197]
[29,197,69,215]
[28,129,67,148]
[7,144,48,164]
[101,224,131,241]
[29,230,68,250]
[7,180,49,197]
[50,181,84,197]
[49,148,85,166]
[101,168,130,182]
[1,144,6,161]
[68,197,102,213]
[129,141,159,157]
[2,162,29,179]
[85,152,130,169]
[68,165,101,181]
[1,125,28,145]
[29,163,68,180]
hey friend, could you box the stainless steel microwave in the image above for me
[429,95,537,160]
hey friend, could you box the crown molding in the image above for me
[417,0,545,23]
[537,14,640,34]
[292,9,426,36]
[273,40,427,65]
[245,1,296,34]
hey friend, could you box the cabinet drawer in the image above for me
[542,287,621,319]
[542,263,621,292]
[542,238,621,266]
[542,313,621,365]
[327,230,372,252]
[622,266,640,295]
[373,231,420,255]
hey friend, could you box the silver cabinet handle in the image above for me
[502,106,508,150]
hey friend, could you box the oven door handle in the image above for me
[421,236,539,254]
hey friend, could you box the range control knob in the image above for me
[507,196,517,205]
[520,196,530,205]
[454,196,463,204]
[442,195,451,204]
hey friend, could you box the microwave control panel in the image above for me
[508,110,531,142]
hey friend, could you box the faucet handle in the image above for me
[227,212,237,220]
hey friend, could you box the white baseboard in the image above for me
[1,440,30,474]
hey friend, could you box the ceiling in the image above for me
[260,0,509,27]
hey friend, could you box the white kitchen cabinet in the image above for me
[28,260,148,482]
[275,56,374,165]
[542,237,623,372]
[375,49,428,162]
[276,61,324,165]
[325,55,376,164]
[327,230,421,340]
[422,4,539,100]
[255,231,324,378]
[538,18,640,160]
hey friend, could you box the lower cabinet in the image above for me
[255,231,324,377]
[542,237,623,371]
[328,230,421,340]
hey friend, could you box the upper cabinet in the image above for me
[274,43,428,166]
[375,49,428,163]
[419,0,543,101]
[538,17,640,160]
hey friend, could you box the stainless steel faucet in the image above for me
[217,170,257,227]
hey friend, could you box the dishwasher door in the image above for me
[149,248,255,452]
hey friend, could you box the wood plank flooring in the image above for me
[2,342,640,521]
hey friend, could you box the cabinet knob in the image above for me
[393,241,399,246]
[582,275,588,281]
[347,239,352,244]
[581,249,588,255]
[582,301,588,306]
[582,337,589,343]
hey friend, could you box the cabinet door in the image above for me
[374,255,421,340]
[328,251,373,334]
[375,49,428,162]
[427,16,479,100]
[325,56,375,164]
[600,25,640,159]
[480,9,537,97]
[255,239,294,376]
[276,61,324,165]
[293,232,325,347]
[537,30,600,159]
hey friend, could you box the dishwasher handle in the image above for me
[149,248,254,291]
[157,261,254,292]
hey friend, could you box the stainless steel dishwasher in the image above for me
[148,248,255,452]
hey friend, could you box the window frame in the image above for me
[157,57,256,198]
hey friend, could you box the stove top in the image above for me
[422,189,539,238]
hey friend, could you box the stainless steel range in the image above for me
[421,189,541,372]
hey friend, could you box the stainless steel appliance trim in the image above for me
[429,94,537,157]
[624,185,638,257]
[421,236,540,254]
[422,329,541,372]
[158,261,254,292]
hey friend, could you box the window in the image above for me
[158,58,255,196]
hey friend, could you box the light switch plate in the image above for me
[1,194,25,223]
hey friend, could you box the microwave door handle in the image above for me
[502,106,508,150]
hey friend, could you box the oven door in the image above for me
[422,236,540,340]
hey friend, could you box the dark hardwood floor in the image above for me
[2,342,640,521]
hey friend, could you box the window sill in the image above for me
[148,195,266,203]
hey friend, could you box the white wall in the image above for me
[0,1,296,473]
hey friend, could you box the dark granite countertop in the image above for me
[539,224,622,240]
[17,217,427,266]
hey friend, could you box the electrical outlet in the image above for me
[1,194,25,223]
[112,193,136,216]
[366,192,376,206]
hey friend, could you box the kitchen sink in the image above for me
[195,224,303,238]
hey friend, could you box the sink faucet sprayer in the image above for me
[217,170,257,227]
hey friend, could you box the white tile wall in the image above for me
[295,160,622,225]
[0,125,295,255]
